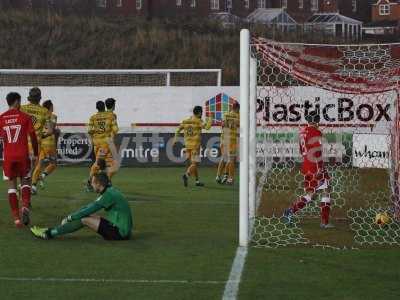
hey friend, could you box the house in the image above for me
[0,0,98,13]
[209,11,243,28]
[304,12,363,38]
[0,0,376,28]
[266,0,373,23]
[104,0,256,18]
[278,0,318,22]
[318,0,374,23]
[364,0,400,35]
[371,0,400,22]
[0,0,30,8]
[90,1,371,21]
[284,1,366,38]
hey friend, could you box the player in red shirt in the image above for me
[0,92,38,227]
[283,111,333,229]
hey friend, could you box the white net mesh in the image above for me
[252,38,400,248]
[0,70,221,86]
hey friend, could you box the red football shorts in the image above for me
[303,170,330,193]
[2,158,31,180]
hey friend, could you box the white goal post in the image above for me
[239,29,257,246]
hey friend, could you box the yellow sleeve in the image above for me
[112,123,119,136]
[221,114,227,128]
[36,110,48,137]
[43,110,51,127]
[20,104,27,113]
[111,115,119,136]
[174,122,184,140]
[88,116,95,135]
[50,114,57,134]
[202,118,212,130]
[106,117,113,136]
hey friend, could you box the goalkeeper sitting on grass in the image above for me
[31,173,133,240]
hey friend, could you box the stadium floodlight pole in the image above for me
[249,57,257,224]
[239,29,250,247]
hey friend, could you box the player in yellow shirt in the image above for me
[105,98,119,137]
[104,98,119,172]
[31,100,59,192]
[21,88,49,142]
[86,101,117,191]
[20,87,50,195]
[175,106,212,187]
[216,103,240,185]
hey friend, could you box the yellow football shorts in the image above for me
[185,148,200,163]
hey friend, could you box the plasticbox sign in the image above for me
[352,134,390,169]
[257,86,395,132]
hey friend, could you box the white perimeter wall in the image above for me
[0,87,239,130]
[0,86,395,134]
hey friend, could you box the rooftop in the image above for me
[247,8,297,25]
[307,13,362,25]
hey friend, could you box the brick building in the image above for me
[108,0,257,18]
[109,0,373,22]
[361,0,400,35]
[282,0,374,23]
[372,0,400,22]
[0,0,97,13]
[0,0,378,24]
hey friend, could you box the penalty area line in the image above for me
[0,277,229,285]
[222,246,248,300]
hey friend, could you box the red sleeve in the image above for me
[0,119,3,139]
[27,117,38,156]
[308,128,322,146]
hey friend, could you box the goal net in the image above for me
[242,33,400,249]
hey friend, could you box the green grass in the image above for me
[240,248,400,300]
[1,166,400,299]
[0,167,238,300]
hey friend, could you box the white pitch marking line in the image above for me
[222,246,248,300]
[0,277,229,285]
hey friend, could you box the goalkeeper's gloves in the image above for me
[61,215,72,225]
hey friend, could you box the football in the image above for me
[375,212,391,226]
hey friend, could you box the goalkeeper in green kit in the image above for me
[31,173,132,240]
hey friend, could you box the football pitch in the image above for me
[0,167,399,300]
